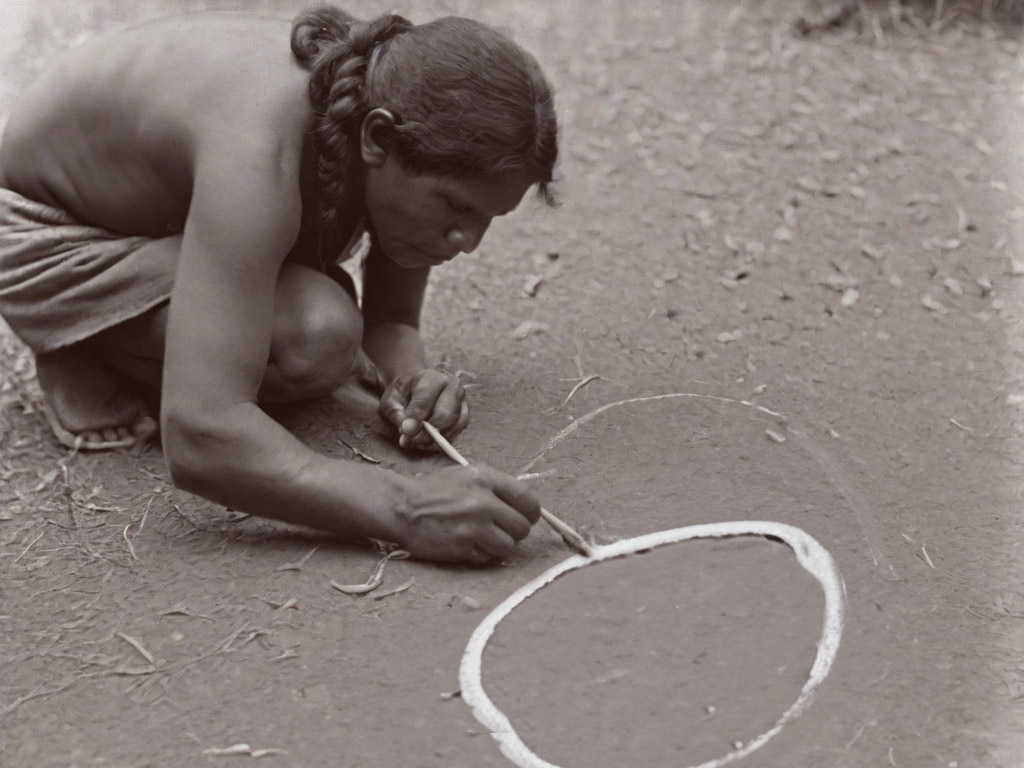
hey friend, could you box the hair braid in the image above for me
[291,8,411,260]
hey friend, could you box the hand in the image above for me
[394,464,541,564]
[379,368,469,451]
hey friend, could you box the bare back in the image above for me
[0,13,316,238]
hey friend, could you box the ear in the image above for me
[360,108,398,168]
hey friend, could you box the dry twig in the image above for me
[331,549,410,595]
[115,631,156,665]
[275,546,320,572]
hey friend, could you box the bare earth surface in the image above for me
[2,2,1024,767]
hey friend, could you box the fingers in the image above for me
[449,400,470,439]
[480,467,542,526]
[384,370,467,451]
[472,527,517,561]
[426,380,463,431]
[465,547,491,566]
[379,376,413,427]
[489,504,533,542]
[401,372,448,439]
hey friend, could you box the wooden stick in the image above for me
[421,421,595,558]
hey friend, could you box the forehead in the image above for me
[428,170,536,215]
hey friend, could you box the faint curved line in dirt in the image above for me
[460,521,846,768]
[517,392,889,572]
[517,393,784,475]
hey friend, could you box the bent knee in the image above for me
[265,268,364,401]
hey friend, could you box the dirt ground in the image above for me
[2,1,1024,766]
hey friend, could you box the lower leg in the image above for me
[252,264,365,403]
[93,263,366,404]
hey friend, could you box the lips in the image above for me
[415,248,455,265]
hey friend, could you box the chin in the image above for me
[379,243,419,269]
[389,243,443,269]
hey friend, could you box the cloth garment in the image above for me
[0,187,364,354]
[0,187,175,353]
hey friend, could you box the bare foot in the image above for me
[35,346,158,453]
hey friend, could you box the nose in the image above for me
[446,220,490,254]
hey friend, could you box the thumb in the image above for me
[380,378,413,427]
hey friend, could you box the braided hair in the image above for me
[291,6,559,261]
[291,8,412,259]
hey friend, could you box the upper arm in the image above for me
[361,241,430,328]
[162,137,302,420]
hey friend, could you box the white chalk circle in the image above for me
[460,520,846,768]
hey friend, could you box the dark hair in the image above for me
[291,6,559,258]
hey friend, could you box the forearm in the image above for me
[362,321,428,384]
[164,402,410,541]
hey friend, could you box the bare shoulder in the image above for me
[115,14,314,159]
[0,12,313,230]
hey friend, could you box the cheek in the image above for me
[400,206,453,245]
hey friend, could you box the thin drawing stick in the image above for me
[421,421,595,558]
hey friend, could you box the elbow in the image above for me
[161,408,225,496]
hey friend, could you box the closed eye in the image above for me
[446,198,471,215]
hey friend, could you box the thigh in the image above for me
[92,261,363,391]
[94,262,361,353]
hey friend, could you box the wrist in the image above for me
[381,470,416,547]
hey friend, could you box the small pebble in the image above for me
[860,243,883,260]
[455,595,482,612]
[943,278,964,297]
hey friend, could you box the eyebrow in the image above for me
[440,190,519,219]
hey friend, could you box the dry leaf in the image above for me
[373,577,415,600]
[202,744,287,758]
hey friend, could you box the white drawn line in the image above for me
[460,521,846,768]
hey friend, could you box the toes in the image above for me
[129,415,159,456]
[102,428,120,442]
[81,430,104,445]
[130,415,159,441]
